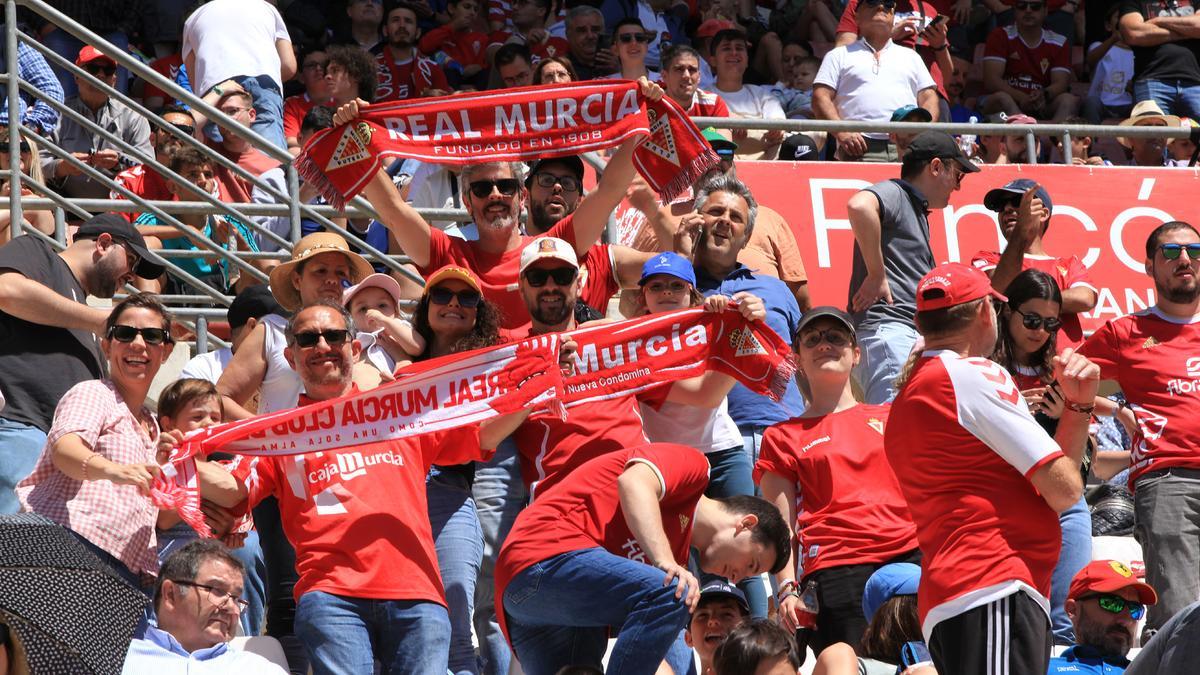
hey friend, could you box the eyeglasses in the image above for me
[292,329,351,348]
[469,179,521,199]
[861,0,897,10]
[0,141,30,155]
[219,106,251,117]
[108,325,171,345]
[1013,308,1061,332]
[617,32,653,44]
[172,580,250,612]
[85,64,116,77]
[303,60,329,72]
[429,287,482,307]
[523,266,578,287]
[1079,594,1145,620]
[1159,243,1200,260]
[799,329,852,349]
[1014,1,1045,9]
[169,122,195,136]
[532,173,581,192]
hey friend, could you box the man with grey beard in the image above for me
[1081,221,1200,634]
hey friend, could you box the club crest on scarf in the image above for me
[327,122,374,171]
[639,107,681,167]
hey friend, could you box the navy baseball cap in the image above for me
[862,563,921,623]
[698,580,750,613]
[639,252,697,287]
[984,178,1053,214]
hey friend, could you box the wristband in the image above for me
[777,590,802,604]
[82,453,101,481]
[777,579,798,596]
[1065,400,1095,414]
[212,85,224,97]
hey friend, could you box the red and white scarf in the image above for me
[296,80,719,209]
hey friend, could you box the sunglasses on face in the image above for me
[86,64,116,77]
[292,329,351,348]
[0,141,30,155]
[1014,1,1044,9]
[169,122,195,136]
[532,173,581,192]
[1159,243,1200,260]
[429,287,482,307]
[1080,594,1146,620]
[799,329,852,349]
[1013,308,1061,332]
[108,325,170,345]
[524,266,578,287]
[617,32,653,44]
[861,0,897,10]
[468,179,521,199]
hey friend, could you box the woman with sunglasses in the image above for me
[404,265,502,675]
[756,306,920,658]
[604,18,657,82]
[16,293,239,589]
[989,268,1095,647]
[0,132,53,244]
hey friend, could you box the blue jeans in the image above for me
[472,437,526,675]
[704,444,766,618]
[1133,79,1200,120]
[295,591,451,675]
[854,321,919,405]
[43,29,130,97]
[504,548,693,675]
[0,417,47,514]
[156,522,268,636]
[1050,496,1092,645]
[429,470,484,675]
[234,74,287,152]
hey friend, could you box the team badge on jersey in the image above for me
[867,418,885,435]
[1143,336,1160,349]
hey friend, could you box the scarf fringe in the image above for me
[767,352,798,403]
[294,150,349,212]
[656,148,721,204]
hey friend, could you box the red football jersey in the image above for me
[419,26,490,70]
[283,93,334,142]
[143,53,184,103]
[1080,308,1200,484]
[885,351,1064,639]
[111,165,173,222]
[231,419,485,603]
[983,25,1071,93]
[754,405,919,577]
[420,215,577,332]
[494,443,708,640]
[685,89,730,118]
[487,32,570,60]
[970,250,1096,347]
[375,46,452,102]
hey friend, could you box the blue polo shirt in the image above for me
[695,262,804,428]
[1048,645,1130,674]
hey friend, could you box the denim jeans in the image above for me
[854,321,919,405]
[233,74,288,152]
[0,417,47,514]
[1134,468,1200,632]
[295,590,451,675]
[504,548,693,675]
[1049,496,1091,645]
[254,497,308,674]
[156,521,268,636]
[703,444,766,618]
[472,437,526,675]
[1133,79,1200,120]
[43,29,131,97]
[429,470,484,675]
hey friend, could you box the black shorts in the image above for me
[928,591,1051,675]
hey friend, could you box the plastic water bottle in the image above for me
[960,116,978,158]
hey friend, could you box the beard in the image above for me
[1162,277,1200,303]
[1076,619,1132,658]
[480,211,517,232]
[89,252,125,298]
[529,203,565,234]
[529,289,573,325]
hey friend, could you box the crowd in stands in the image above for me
[0,0,1199,674]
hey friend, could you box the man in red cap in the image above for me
[1048,560,1157,673]
[885,261,1100,675]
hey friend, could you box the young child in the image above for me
[772,50,819,120]
[1083,4,1134,125]
[343,273,426,375]
[1169,118,1198,167]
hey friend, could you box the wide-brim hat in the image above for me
[1119,100,1181,147]
[269,232,375,311]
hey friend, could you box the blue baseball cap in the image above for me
[983,178,1053,214]
[639,252,697,287]
[698,580,750,614]
[890,104,932,123]
[862,563,921,623]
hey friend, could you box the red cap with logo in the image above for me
[1068,560,1158,605]
[915,262,1007,312]
[75,45,116,68]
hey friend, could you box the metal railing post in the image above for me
[195,315,209,356]
[52,205,65,245]
[1061,131,1073,164]
[285,164,302,243]
[5,1,22,235]
[1027,132,1038,165]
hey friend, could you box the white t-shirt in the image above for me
[180,348,233,384]
[182,0,291,94]
[636,0,671,69]
[814,38,936,139]
[639,398,742,454]
[715,84,787,120]
[259,313,302,414]
[1087,42,1134,108]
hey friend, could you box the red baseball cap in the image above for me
[696,19,736,40]
[916,262,1006,312]
[1068,560,1158,605]
[75,45,116,68]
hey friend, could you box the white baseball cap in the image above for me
[519,237,578,274]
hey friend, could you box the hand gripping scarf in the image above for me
[295,80,719,209]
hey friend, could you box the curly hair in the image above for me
[411,289,503,359]
[326,44,378,103]
[990,268,1062,384]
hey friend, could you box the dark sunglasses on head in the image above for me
[861,0,897,9]
[800,329,852,349]
[524,266,578,287]
[468,179,521,199]
[86,64,116,77]
[618,32,653,44]
[108,325,171,345]
[292,329,351,348]
[533,173,581,192]
[1014,1,1045,9]
[1014,308,1061,332]
[1159,243,1200,260]
[0,141,30,155]
[1080,594,1145,620]
[429,287,482,307]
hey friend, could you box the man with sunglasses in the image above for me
[0,213,161,514]
[1080,221,1200,635]
[45,45,152,203]
[1048,560,1157,673]
[981,0,1079,122]
[110,104,197,223]
[971,179,1097,348]
[123,539,287,673]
